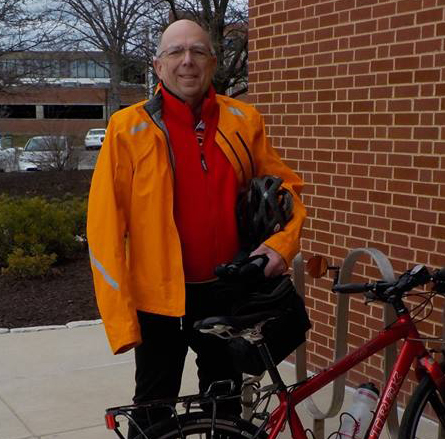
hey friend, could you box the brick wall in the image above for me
[248,0,445,408]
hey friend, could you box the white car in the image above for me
[0,137,21,172]
[84,128,106,150]
[19,136,77,171]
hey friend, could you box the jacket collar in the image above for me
[144,82,218,127]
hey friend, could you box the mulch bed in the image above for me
[0,170,100,328]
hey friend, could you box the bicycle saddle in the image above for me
[194,309,282,333]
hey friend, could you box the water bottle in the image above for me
[337,382,379,439]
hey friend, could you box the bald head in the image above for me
[153,19,217,109]
[157,20,214,57]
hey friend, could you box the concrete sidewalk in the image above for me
[0,324,409,439]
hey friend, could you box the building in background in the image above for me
[0,51,146,137]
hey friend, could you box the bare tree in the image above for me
[19,135,79,171]
[157,0,248,96]
[49,0,159,115]
[0,0,56,90]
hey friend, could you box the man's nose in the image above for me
[181,49,194,64]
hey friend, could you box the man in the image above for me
[87,19,306,435]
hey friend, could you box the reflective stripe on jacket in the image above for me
[87,91,307,354]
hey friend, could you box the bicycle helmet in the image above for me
[237,175,294,251]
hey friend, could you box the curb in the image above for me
[0,319,103,334]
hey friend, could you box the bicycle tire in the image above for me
[134,412,267,439]
[398,370,445,439]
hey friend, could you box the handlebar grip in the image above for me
[332,282,371,294]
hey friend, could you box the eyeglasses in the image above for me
[157,45,214,61]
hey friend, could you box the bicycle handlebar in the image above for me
[332,264,445,302]
[214,254,269,282]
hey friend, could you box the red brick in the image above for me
[394,85,419,98]
[389,71,413,84]
[371,59,394,72]
[413,127,439,140]
[415,69,441,82]
[350,34,371,48]
[256,15,271,26]
[352,177,375,190]
[259,26,275,38]
[370,87,392,99]
[397,1,421,13]
[414,98,440,111]
[388,127,412,139]
[388,99,412,111]
[413,155,440,168]
[390,42,415,57]
[369,191,392,204]
[334,24,355,39]
[355,19,378,35]
[355,48,377,61]
[348,88,369,100]
[314,52,333,65]
[371,114,393,125]
[353,100,374,112]
[390,13,415,28]
[373,2,396,18]
[319,35,340,51]
[368,216,390,230]
[348,114,370,125]
[414,183,439,196]
[395,56,420,70]
[372,30,395,45]
[416,39,442,53]
[412,236,436,252]
[392,220,416,235]
[394,113,419,125]
[259,2,274,15]
[417,8,443,24]
[320,13,340,27]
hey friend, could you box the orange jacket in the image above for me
[87,91,307,354]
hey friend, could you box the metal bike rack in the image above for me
[292,248,399,439]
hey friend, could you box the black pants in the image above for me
[128,281,242,438]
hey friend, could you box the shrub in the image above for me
[0,194,87,276]
[1,247,57,278]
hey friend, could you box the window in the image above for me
[44,105,103,119]
[0,105,36,118]
[87,60,96,78]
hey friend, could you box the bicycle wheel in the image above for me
[399,372,445,438]
[135,412,267,439]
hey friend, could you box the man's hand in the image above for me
[249,243,287,277]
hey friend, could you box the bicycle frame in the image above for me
[265,310,445,439]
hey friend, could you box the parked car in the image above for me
[18,136,78,171]
[84,128,106,150]
[0,136,21,172]
[0,147,17,172]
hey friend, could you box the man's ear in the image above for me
[210,56,217,76]
[153,58,162,79]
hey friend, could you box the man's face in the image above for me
[154,22,217,107]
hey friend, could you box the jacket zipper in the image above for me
[235,132,254,177]
[200,151,208,172]
[217,128,247,183]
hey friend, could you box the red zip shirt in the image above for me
[161,85,240,282]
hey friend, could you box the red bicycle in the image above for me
[105,256,445,439]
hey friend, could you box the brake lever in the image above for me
[364,291,377,304]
